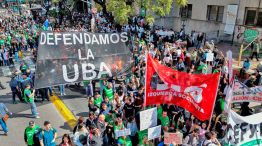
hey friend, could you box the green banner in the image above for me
[241,139,262,146]
[140,8,146,17]
[244,29,259,43]
[224,139,262,146]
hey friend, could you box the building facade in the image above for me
[154,0,262,43]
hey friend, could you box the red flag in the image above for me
[145,54,220,121]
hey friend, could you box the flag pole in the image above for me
[208,71,221,129]
[143,51,148,109]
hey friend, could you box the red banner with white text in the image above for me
[145,54,220,121]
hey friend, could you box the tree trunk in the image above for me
[102,4,107,15]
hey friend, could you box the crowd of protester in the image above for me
[0,9,261,146]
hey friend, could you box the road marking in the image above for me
[50,94,77,129]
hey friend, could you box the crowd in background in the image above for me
[0,10,261,146]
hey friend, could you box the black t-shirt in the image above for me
[123,103,135,118]
[88,104,97,113]
[134,97,143,107]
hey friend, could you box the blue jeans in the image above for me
[30,102,38,116]
[3,60,9,66]
[196,41,202,49]
[60,85,65,94]
[85,84,93,97]
[0,118,8,133]
[48,87,53,96]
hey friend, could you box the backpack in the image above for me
[9,77,17,88]
[33,128,42,146]
[78,132,87,145]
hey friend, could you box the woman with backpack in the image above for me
[73,124,88,146]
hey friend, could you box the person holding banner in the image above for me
[159,111,170,131]
[59,84,66,96]
[114,117,132,146]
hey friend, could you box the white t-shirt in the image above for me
[163,56,172,64]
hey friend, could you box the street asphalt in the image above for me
[0,77,71,146]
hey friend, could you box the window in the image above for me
[244,7,262,27]
[257,12,262,26]
[207,5,224,22]
[180,4,192,18]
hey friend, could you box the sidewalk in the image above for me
[216,42,261,75]
[0,77,71,146]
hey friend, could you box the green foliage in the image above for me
[48,9,58,17]
[95,3,103,12]
[96,0,188,25]
[106,0,133,25]
[152,0,173,16]
[176,0,188,7]
[52,0,60,4]
[145,14,154,25]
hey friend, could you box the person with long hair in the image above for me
[60,134,74,146]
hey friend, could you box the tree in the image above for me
[93,0,107,15]
[94,0,188,25]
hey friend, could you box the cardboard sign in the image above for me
[206,53,214,61]
[164,132,183,145]
[140,108,157,131]
[115,129,131,138]
[148,125,161,140]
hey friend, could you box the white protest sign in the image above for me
[148,125,161,140]
[232,80,262,103]
[225,82,234,111]
[140,107,157,131]
[225,110,262,146]
[115,129,131,138]
[206,53,214,61]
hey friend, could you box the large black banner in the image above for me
[34,31,132,88]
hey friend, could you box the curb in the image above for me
[50,94,77,130]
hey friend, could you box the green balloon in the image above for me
[0,39,5,45]
[140,8,146,17]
